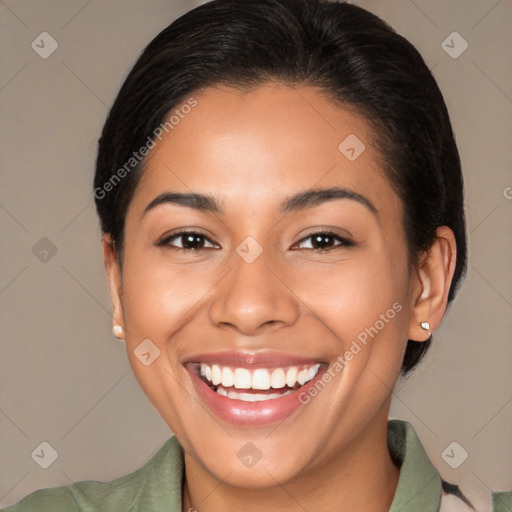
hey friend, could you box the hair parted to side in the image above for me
[94,0,467,375]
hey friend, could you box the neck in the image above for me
[182,408,400,512]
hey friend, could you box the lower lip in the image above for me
[186,364,327,427]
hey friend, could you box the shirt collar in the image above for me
[388,419,442,511]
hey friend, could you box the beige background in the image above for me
[1,0,511,509]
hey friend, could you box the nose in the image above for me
[208,247,299,335]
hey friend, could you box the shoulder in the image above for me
[492,490,512,512]
[1,486,78,512]
[387,419,510,512]
[1,436,184,512]
[1,470,144,512]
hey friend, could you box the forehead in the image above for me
[128,82,400,221]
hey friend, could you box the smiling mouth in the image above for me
[189,362,322,402]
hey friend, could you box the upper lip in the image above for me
[182,351,326,368]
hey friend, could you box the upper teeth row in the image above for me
[200,363,321,390]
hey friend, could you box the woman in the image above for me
[4,0,510,511]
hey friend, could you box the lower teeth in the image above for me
[216,387,294,402]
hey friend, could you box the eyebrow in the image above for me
[142,186,378,218]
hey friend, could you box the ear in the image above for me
[102,234,125,337]
[408,226,457,342]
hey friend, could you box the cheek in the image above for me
[286,251,408,341]
[121,261,205,340]
[117,254,204,425]
[295,251,411,394]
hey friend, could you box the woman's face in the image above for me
[109,82,420,486]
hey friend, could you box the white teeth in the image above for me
[234,368,252,389]
[216,386,228,396]
[270,368,286,389]
[252,369,271,390]
[221,367,234,387]
[211,364,222,386]
[219,388,294,401]
[297,368,309,386]
[285,367,298,387]
[199,362,321,396]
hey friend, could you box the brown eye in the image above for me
[294,231,354,251]
[157,231,218,251]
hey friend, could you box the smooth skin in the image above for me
[102,82,456,512]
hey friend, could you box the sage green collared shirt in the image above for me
[2,419,510,511]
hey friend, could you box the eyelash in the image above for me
[157,230,355,252]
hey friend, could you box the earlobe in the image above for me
[102,234,125,335]
[408,226,457,342]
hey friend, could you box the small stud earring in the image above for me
[420,321,431,337]
[112,324,124,339]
